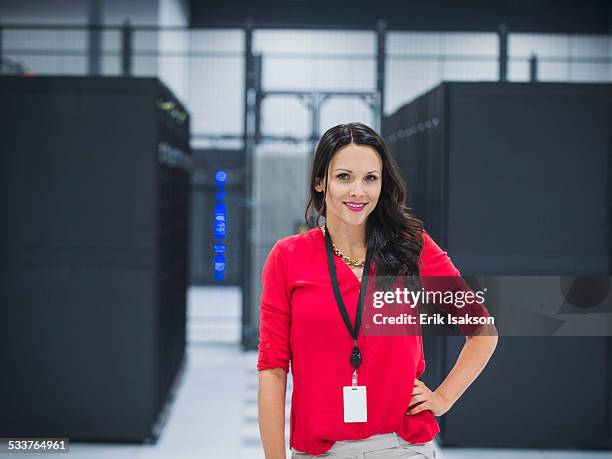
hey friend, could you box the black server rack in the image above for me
[189,149,246,285]
[0,76,191,442]
[383,82,611,449]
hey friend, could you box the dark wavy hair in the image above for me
[305,122,424,277]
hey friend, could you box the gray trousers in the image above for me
[290,433,437,458]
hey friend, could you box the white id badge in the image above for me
[343,386,367,422]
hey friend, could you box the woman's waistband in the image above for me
[326,432,428,453]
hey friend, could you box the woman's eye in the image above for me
[336,173,378,181]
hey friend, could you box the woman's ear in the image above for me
[314,177,324,193]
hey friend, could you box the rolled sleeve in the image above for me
[257,241,292,373]
[419,230,491,336]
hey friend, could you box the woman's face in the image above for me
[315,143,383,228]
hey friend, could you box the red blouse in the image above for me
[257,227,487,456]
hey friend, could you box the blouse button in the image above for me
[265,343,271,349]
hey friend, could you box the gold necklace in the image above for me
[320,225,365,268]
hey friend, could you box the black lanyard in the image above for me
[324,224,373,371]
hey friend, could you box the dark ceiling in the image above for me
[190,0,612,34]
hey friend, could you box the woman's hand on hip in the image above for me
[405,379,450,417]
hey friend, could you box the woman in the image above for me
[257,122,498,458]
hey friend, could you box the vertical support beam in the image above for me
[498,23,508,82]
[242,21,256,349]
[529,53,538,82]
[376,20,386,129]
[254,53,263,144]
[88,0,103,76]
[121,19,132,77]
[0,25,3,75]
[310,94,320,155]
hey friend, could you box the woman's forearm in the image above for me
[258,368,288,459]
[434,323,498,410]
